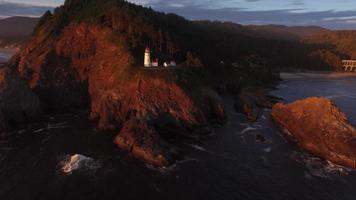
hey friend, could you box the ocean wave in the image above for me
[240,126,260,135]
[59,154,101,175]
[291,151,351,179]
[185,143,215,154]
[33,122,70,133]
[264,147,272,153]
[326,94,356,100]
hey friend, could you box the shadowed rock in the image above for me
[115,118,180,167]
[235,89,261,122]
[272,97,356,168]
[199,88,226,124]
[0,67,41,133]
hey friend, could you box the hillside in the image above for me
[0,17,39,47]
[247,24,329,40]
[303,31,356,69]
[9,0,238,166]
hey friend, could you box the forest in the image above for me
[31,0,356,71]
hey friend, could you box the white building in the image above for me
[144,48,177,68]
[144,47,151,67]
[163,61,176,67]
[152,59,159,67]
[170,61,177,67]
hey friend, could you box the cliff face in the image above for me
[12,23,130,111]
[11,21,214,126]
[272,97,356,168]
[90,76,206,130]
[8,0,227,166]
[0,67,41,134]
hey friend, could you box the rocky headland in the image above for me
[0,0,283,166]
[2,0,238,166]
[272,97,356,168]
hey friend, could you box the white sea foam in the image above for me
[60,154,101,174]
[291,151,351,179]
[33,122,69,133]
[240,127,259,135]
[189,144,207,151]
[264,147,272,153]
[185,143,215,154]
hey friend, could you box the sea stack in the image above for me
[272,97,356,168]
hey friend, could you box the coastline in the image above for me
[280,71,356,80]
[0,47,18,64]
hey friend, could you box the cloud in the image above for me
[289,0,304,6]
[245,0,260,2]
[142,0,356,29]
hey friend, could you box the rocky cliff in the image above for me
[272,97,356,168]
[0,67,41,136]
[8,0,229,166]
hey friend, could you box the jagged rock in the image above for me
[272,97,356,168]
[199,88,227,124]
[115,118,180,167]
[90,76,205,131]
[0,67,41,131]
[235,88,277,122]
[235,91,260,122]
[255,134,266,143]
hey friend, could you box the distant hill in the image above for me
[301,30,356,69]
[246,24,330,40]
[0,16,39,47]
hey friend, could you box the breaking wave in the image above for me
[59,154,102,174]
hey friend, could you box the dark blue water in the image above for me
[0,50,13,63]
[1,73,356,200]
[0,53,8,63]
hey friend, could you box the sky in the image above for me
[0,0,356,29]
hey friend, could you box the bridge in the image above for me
[342,60,356,72]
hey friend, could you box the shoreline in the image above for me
[279,71,356,80]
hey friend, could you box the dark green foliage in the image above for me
[304,31,356,70]
[175,67,210,91]
[34,10,52,32]
[185,52,203,67]
[33,0,350,71]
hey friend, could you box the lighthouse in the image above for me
[144,47,151,67]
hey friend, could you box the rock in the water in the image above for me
[255,134,266,143]
[115,118,179,167]
[199,88,227,124]
[272,97,356,168]
[235,88,277,122]
[0,67,41,131]
[235,91,260,122]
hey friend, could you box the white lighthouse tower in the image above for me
[144,47,151,67]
